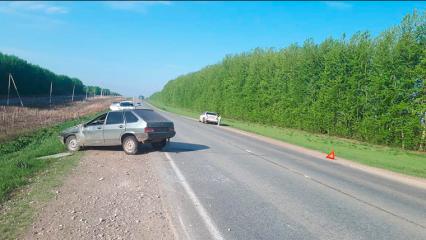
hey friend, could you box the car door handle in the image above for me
[119,125,124,128]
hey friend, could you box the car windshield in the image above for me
[120,102,133,107]
[86,113,107,126]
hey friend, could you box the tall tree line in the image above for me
[151,11,425,151]
[0,52,117,97]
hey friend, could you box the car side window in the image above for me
[125,111,138,123]
[87,113,107,126]
[106,112,124,125]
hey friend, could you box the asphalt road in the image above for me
[149,107,426,240]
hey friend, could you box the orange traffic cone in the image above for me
[326,149,335,160]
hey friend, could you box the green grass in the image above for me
[0,112,101,202]
[0,111,104,239]
[0,153,81,240]
[148,100,426,178]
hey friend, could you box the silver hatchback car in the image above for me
[59,109,176,154]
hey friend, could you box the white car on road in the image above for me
[109,101,135,111]
[199,112,219,124]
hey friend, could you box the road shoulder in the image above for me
[0,153,81,240]
[23,149,174,240]
[220,126,426,189]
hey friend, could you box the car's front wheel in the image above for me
[66,135,80,152]
[122,135,138,155]
[152,139,167,150]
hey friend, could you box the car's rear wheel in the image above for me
[152,139,167,150]
[66,135,80,152]
[123,135,138,155]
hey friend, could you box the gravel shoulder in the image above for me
[24,147,174,240]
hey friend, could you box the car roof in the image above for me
[110,107,151,111]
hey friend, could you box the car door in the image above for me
[103,111,125,146]
[83,113,107,146]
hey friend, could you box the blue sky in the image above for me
[0,1,424,97]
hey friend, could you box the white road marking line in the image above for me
[178,215,192,240]
[165,152,225,240]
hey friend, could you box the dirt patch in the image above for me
[24,149,174,240]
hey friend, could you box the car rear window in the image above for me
[125,111,139,123]
[120,102,134,107]
[133,109,169,122]
[207,112,217,116]
[106,112,124,125]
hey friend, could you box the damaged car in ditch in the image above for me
[59,108,176,154]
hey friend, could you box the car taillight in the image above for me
[145,127,155,133]
[169,127,174,131]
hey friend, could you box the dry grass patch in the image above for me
[0,97,120,142]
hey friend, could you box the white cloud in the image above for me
[45,6,68,14]
[2,1,68,15]
[105,1,171,13]
[0,2,68,29]
[323,1,352,10]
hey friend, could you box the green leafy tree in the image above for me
[150,11,425,150]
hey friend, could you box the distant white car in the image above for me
[199,112,219,124]
[109,101,135,111]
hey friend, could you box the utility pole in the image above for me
[71,84,75,102]
[100,89,103,98]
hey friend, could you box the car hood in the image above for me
[61,124,83,135]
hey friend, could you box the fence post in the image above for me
[7,74,11,106]
[9,74,24,107]
[71,84,75,102]
[49,81,53,108]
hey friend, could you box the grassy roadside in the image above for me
[0,112,100,202]
[0,112,103,239]
[148,101,426,178]
[0,153,81,240]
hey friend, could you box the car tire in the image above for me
[66,135,80,152]
[152,139,167,150]
[122,135,138,155]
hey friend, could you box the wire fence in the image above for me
[0,96,119,142]
[0,95,93,108]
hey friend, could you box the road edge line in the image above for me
[148,102,426,189]
[220,126,426,189]
[164,152,225,240]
